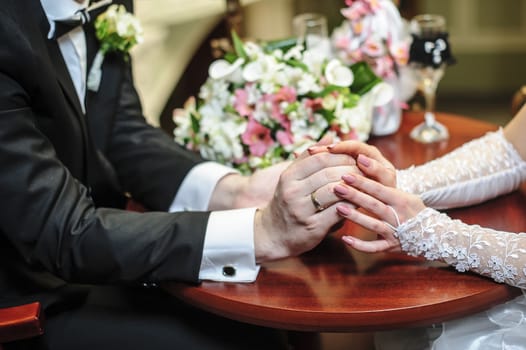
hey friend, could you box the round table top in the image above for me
[164,112,525,332]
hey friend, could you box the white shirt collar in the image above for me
[40,0,89,20]
[40,0,90,38]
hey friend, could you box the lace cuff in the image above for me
[396,208,526,289]
[397,129,526,209]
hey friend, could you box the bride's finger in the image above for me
[341,235,395,253]
[328,141,394,170]
[355,154,396,187]
[335,204,395,240]
[333,182,397,227]
[336,205,400,253]
[340,173,399,207]
[298,135,334,159]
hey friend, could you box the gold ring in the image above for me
[310,191,326,212]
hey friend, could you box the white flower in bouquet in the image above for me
[173,33,384,174]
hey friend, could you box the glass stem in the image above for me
[423,89,436,126]
[422,76,438,126]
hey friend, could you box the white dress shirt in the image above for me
[40,0,260,282]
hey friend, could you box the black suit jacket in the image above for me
[0,0,210,307]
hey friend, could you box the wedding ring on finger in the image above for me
[310,191,327,212]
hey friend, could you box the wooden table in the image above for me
[164,111,525,333]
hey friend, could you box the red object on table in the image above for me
[0,302,44,347]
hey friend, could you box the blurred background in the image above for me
[132,0,526,133]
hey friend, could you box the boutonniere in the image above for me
[87,4,143,92]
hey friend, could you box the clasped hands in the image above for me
[251,138,426,264]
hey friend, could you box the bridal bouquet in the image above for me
[173,34,389,174]
[331,0,410,80]
[331,0,412,136]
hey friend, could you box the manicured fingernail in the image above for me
[342,174,356,184]
[333,184,349,197]
[293,151,300,158]
[357,154,371,167]
[327,144,335,150]
[336,205,351,216]
[342,236,354,245]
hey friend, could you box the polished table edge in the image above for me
[165,276,521,332]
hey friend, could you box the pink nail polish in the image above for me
[357,154,371,167]
[336,205,351,216]
[333,184,349,196]
[342,174,355,184]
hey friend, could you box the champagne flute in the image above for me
[408,14,454,143]
[292,13,330,55]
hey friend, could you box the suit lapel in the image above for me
[44,40,86,118]
[33,0,85,118]
[41,1,113,120]
[30,0,90,181]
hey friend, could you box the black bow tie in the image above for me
[51,0,112,40]
[52,10,90,40]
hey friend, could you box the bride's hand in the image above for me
[333,172,425,253]
[309,141,396,187]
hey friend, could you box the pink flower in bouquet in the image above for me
[342,0,379,20]
[304,97,324,112]
[242,118,273,157]
[276,129,294,147]
[261,93,286,126]
[389,39,409,66]
[373,56,395,79]
[233,88,252,117]
[332,0,410,80]
[275,86,297,104]
[362,37,385,57]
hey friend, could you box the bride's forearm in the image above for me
[396,129,526,209]
[396,208,526,289]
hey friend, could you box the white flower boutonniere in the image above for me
[87,4,143,92]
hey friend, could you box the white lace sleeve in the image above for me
[396,129,526,209]
[396,208,526,289]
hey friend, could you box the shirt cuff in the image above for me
[199,207,260,282]
[169,162,237,212]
